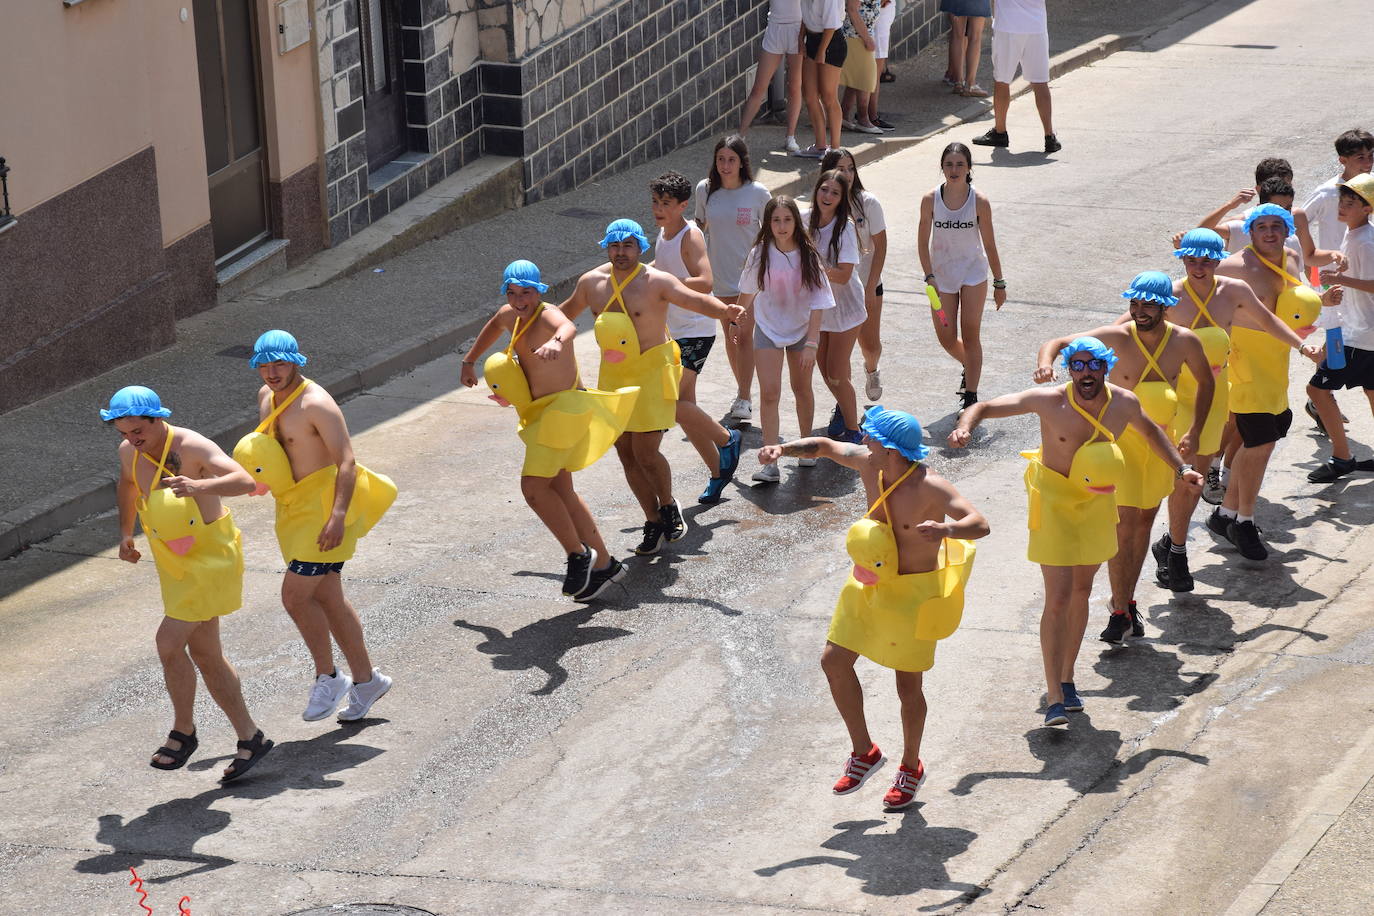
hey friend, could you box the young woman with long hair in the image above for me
[821,148,887,400]
[695,136,773,425]
[804,169,868,442]
[736,196,835,483]
[917,142,1007,412]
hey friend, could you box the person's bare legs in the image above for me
[819,63,844,150]
[931,289,967,366]
[755,346,785,445]
[852,89,876,128]
[1040,564,1100,705]
[946,15,966,85]
[721,299,754,405]
[1031,81,1054,136]
[614,434,661,521]
[1225,441,1276,517]
[801,55,828,150]
[551,470,611,568]
[866,61,886,123]
[1108,505,1158,612]
[1168,453,1213,545]
[992,81,1011,132]
[152,616,200,766]
[313,571,375,683]
[522,474,586,554]
[739,49,784,134]
[958,281,988,393]
[819,327,861,431]
[677,368,731,472]
[280,572,338,678]
[822,642,873,753]
[963,18,986,90]
[1308,385,1351,460]
[186,618,262,771]
[786,346,817,438]
[894,670,927,769]
[630,430,673,507]
[858,293,883,375]
[783,51,804,137]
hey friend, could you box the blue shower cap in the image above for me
[599,218,651,252]
[1121,270,1179,307]
[100,385,172,421]
[501,259,550,294]
[1243,203,1295,236]
[860,406,929,462]
[1174,228,1230,261]
[1060,336,1119,373]
[249,330,308,368]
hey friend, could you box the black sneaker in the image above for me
[561,546,596,596]
[659,500,688,542]
[972,128,1009,148]
[1308,455,1357,483]
[1228,519,1268,561]
[574,557,627,601]
[1128,601,1146,638]
[1166,548,1194,593]
[1151,533,1172,588]
[634,520,665,556]
[957,370,967,397]
[1304,399,1329,437]
[959,391,978,414]
[1206,508,1234,543]
[1044,134,1062,154]
[1100,611,1131,646]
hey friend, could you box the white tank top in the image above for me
[930,182,986,267]
[657,223,717,339]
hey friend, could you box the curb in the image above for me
[0,9,1201,561]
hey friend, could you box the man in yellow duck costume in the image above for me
[461,259,638,601]
[104,386,274,782]
[952,337,1203,727]
[1213,205,1337,561]
[240,330,395,724]
[559,219,746,557]
[759,407,988,810]
[1035,275,1213,649]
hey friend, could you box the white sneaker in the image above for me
[728,398,753,422]
[303,670,352,721]
[797,458,818,468]
[752,463,781,483]
[853,122,885,135]
[337,668,392,721]
[784,135,801,153]
[864,369,882,402]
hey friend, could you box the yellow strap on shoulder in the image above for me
[863,461,919,520]
[606,263,643,314]
[1130,322,1174,386]
[134,425,177,503]
[1247,245,1301,287]
[1185,278,1218,329]
[504,303,546,356]
[257,377,312,436]
[1065,382,1116,444]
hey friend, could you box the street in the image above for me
[2,0,1373,912]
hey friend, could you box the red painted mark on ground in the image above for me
[128,867,153,915]
[178,896,192,915]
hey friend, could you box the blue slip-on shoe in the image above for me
[717,428,742,479]
[1061,683,1084,712]
[698,475,728,504]
[1043,703,1068,727]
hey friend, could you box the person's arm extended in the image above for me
[826,259,855,285]
[976,193,1006,310]
[163,435,256,498]
[1200,189,1253,229]
[948,388,1044,447]
[916,481,991,542]
[679,226,714,294]
[1034,332,1080,382]
[311,400,358,552]
[659,273,744,322]
[1321,269,1374,294]
[460,309,510,387]
[1232,281,1321,358]
[759,437,868,471]
[558,275,593,322]
[531,305,579,361]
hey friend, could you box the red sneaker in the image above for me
[883,760,926,809]
[832,744,885,795]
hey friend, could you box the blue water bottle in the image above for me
[1326,326,1347,370]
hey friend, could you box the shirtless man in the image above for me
[1151,230,1321,590]
[1036,273,1212,645]
[1185,158,1339,268]
[1212,205,1342,560]
[761,407,988,808]
[105,386,273,781]
[952,338,1203,725]
[249,330,392,722]
[461,259,628,600]
[560,219,745,555]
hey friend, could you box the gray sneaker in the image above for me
[1201,467,1225,505]
[338,669,392,721]
[303,670,352,721]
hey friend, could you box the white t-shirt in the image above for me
[851,190,887,284]
[994,0,1047,34]
[695,179,772,297]
[803,209,867,332]
[770,0,803,22]
[655,223,718,339]
[801,0,844,31]
[1303,177,1346,253]
[1337,223,1374,351]
[739,245,835,345]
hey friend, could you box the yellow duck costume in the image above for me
[232,377,397,565]
[1229,245,1320,415]
[1116,323,1179,510]
[826,414,976,672]
[1172,278,1231,456]
[484,302,639,477]
[593,261,683,432]
[1022,379,1126,567]
[134,429,245,622]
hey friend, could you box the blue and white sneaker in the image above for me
[1043,703,1069,727]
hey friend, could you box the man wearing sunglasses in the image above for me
[951,337,1202,726]
[1034,275,1213,648]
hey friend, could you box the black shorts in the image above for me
[287,559,345,576]
[1309,346,1374,390]
[676,335,715,374]
[1234,409,1293,448]
[805,29,848,67]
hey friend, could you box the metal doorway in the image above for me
[193,0,270,265]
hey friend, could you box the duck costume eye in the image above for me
[254,467,263,473]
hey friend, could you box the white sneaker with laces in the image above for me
[728,397,753,422]
[784,135,801,153]
[303,670,352,721]
[337,668,393,721]
[752,463,781,483]
[864,368,882,402]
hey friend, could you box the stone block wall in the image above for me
[888,0,946,62]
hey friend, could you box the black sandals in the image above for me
[149,728,198,770]
[219,730,274,783]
